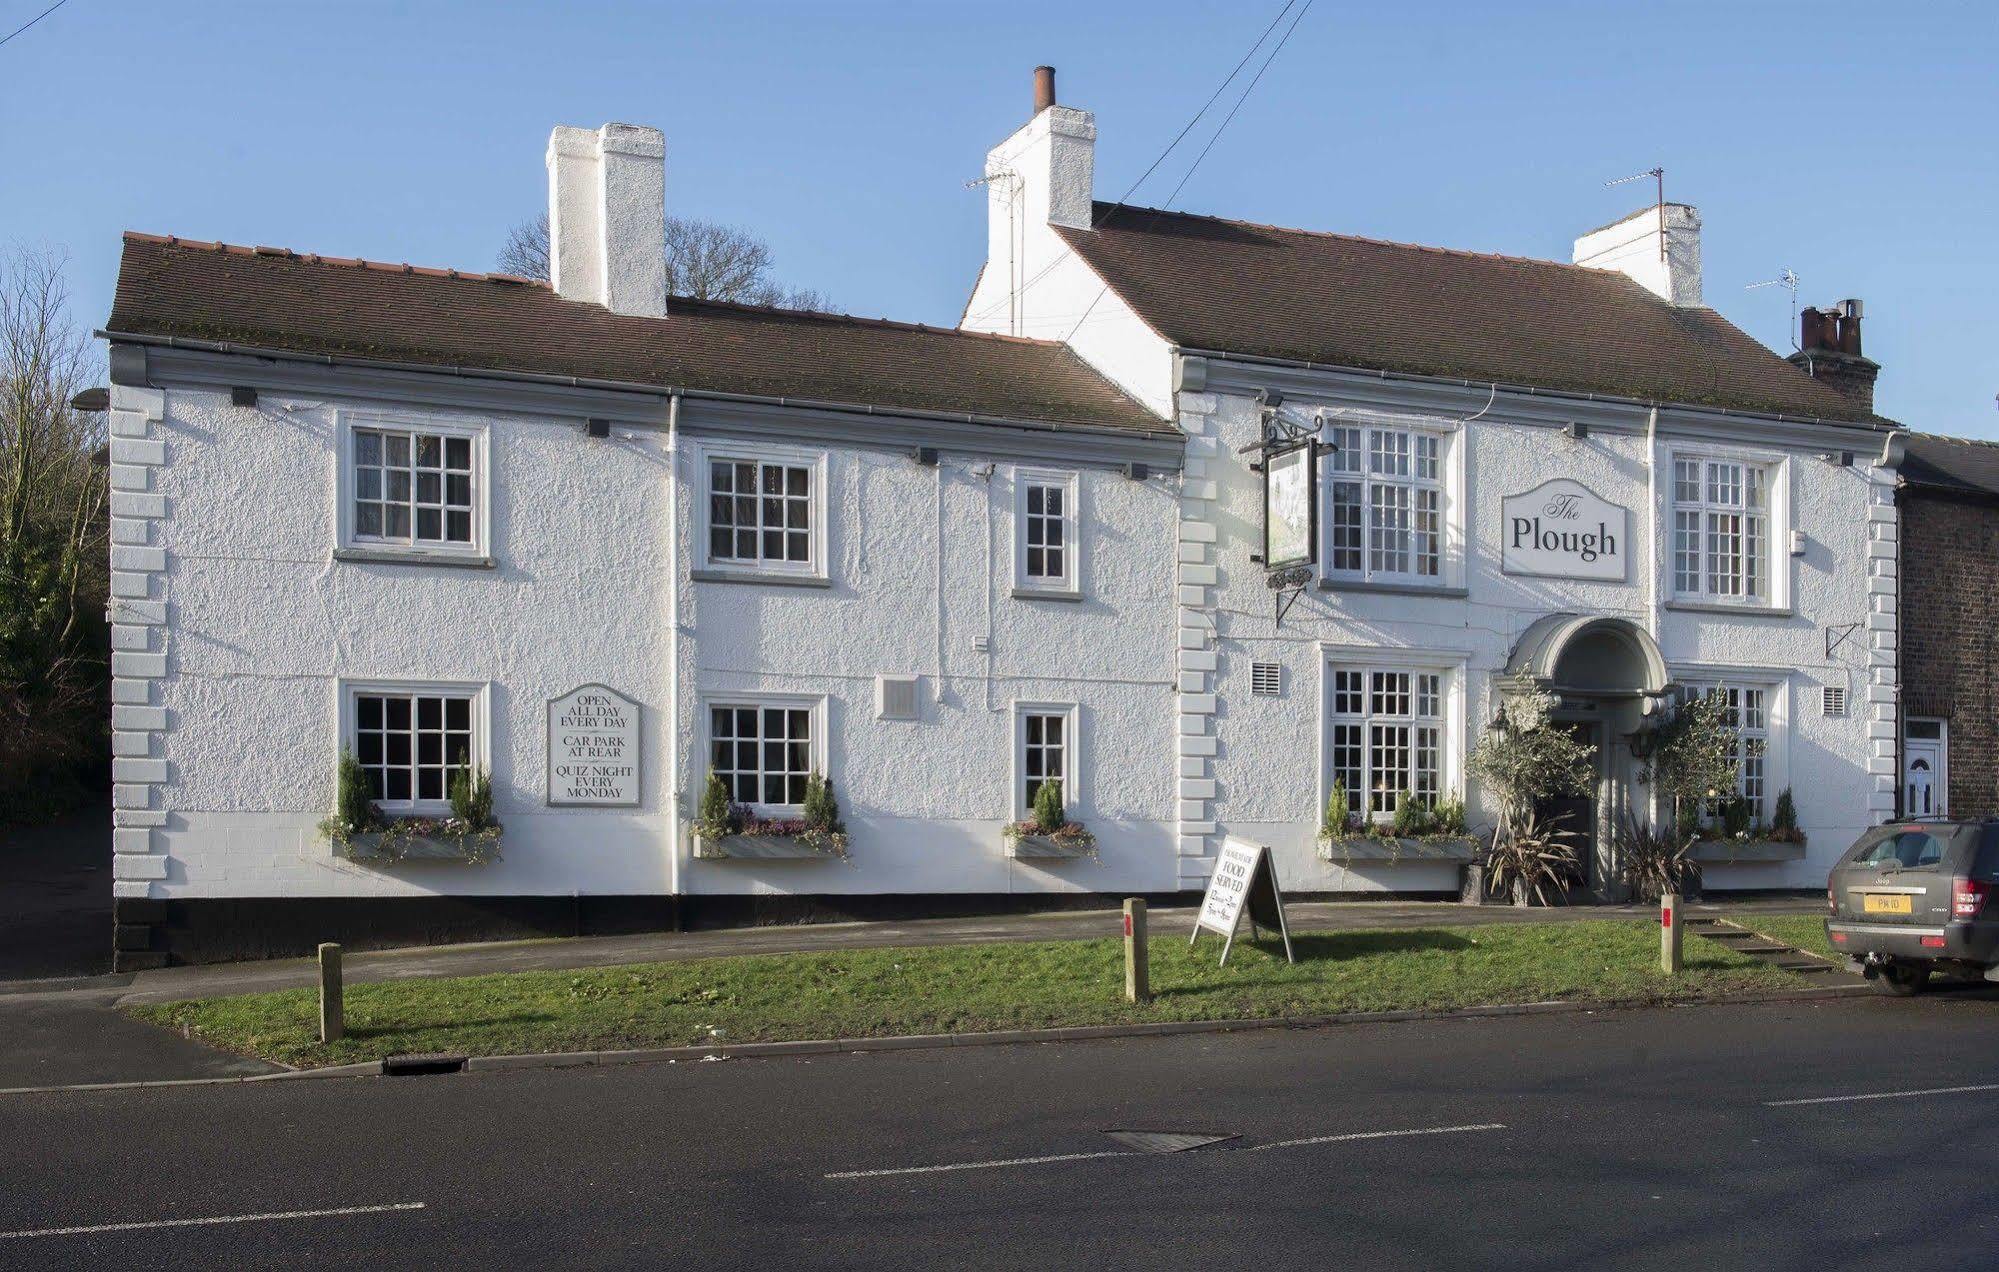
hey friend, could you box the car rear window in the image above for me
[1852,828,1954,869]
[1972,830,1999,882]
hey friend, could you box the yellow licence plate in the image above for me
[1862,894,1914,915]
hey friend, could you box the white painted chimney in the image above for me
[972,67,1096,337]
[1572,203,1703,307]
[545,122,667,317]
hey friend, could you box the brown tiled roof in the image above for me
[1056,203,1893,425]
[106,234,1168,436]
[1902,433,1999,499]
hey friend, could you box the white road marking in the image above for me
[1765,1083,1999,1108]
[1251,1122,1508,1151]
[826,1151,1135,1180]
[828,1121,1510,1178]
[0,1202,426,1241]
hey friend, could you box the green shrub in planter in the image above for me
[1032,778,1065,835]
[1390,790,1425,838]
[449,765,495,831]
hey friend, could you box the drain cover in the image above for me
[1103,1130,1239,1154]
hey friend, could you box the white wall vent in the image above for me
[877,675,920,721]
[1822,686,1848,717]
[1251,662,1283,697]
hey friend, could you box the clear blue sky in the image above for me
[5,0,1993,434]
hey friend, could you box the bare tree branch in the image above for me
[498,214,834,312]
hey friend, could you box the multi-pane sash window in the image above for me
[354,690,475,809]
[1685,682,1769,816]
[1326,425,1442,582]
[1019,708,1070,814]
[709,460,812,569]
[353,427,475,546]
[1673,457,1767,601]
[1329,667,1444,818]
[709,703,813,809]
[1022,482,1070,587]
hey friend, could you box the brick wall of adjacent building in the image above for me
[1900,486,1999,818]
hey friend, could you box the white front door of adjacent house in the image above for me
[1905,718,1947,818]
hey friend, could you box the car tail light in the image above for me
[1831,931,1848,944]
[1922,936,1947,948]
[1827,886,1837,915]
[1951,877,1991,920]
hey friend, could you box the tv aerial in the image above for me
[1746,269,1802,349]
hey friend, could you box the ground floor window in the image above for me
[1329,666,1444,818]
[1682,681,1770,818]
[348,686,479,812]
[1015,703,1077,818]
[709,700,816,811]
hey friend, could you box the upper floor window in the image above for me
[696,445,827,580]
[344,682,483,815]
[341,418,486,558]
[1673,457,1768,602]
[1329,666,1444,818]
[710,459,811,567]
[1014,470,1080,597]
[1325,425,1443,583]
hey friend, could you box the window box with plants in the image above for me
[691,771,850,860]
[1003,779,1097,859]
[1317,782,1478,864]
[319,751,503,865]
[1688,788,1808,864]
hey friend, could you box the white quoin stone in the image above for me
[546,123,668,318]
[1572,203,1703,307]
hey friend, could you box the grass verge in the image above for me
[130,920,1808,1068]
[1726,912,1835,959]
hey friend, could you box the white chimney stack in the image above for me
[984,69,1095,235]
[1573,203,1703,307]
[545,122,667,318]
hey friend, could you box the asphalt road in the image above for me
[3,995,1997,1270]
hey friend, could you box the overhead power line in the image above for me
[965,0,1301,327]
[0,0,69,49]
[1063,0,1316,342]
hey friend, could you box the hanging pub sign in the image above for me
[1190,837,1296,967]
[546,684,641,807]
[1500,479,1630,582]
[1262,440,1317,571]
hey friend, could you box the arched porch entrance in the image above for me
[1504,614,1672,901]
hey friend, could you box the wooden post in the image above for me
[1123,899,1150,1004]
[318,942,344,1043]
[1660,893,1682,975]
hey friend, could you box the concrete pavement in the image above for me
[1,996,1995,1268]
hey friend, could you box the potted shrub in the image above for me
[319,750,503,864]
[692,770,850,859]
[1618,813,1702,902]
[1003,779,1097,858]
[1466,684,1596,905]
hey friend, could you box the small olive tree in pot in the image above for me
[1466,685,1596,905]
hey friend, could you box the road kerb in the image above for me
[5,982,1874,1097]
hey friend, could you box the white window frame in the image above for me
[698,692,827,818]
[337,678,491,817]
[1012,468,1082,598]
[1318,646,1466,827]
[1665,446,1790,610]
[1675,672,1787,822]
[1012,700,1080,822]
[335,411,490,562]
[693,441,829,581]
[1320,418,1462,590]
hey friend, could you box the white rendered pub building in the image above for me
[100,69,1903,965]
